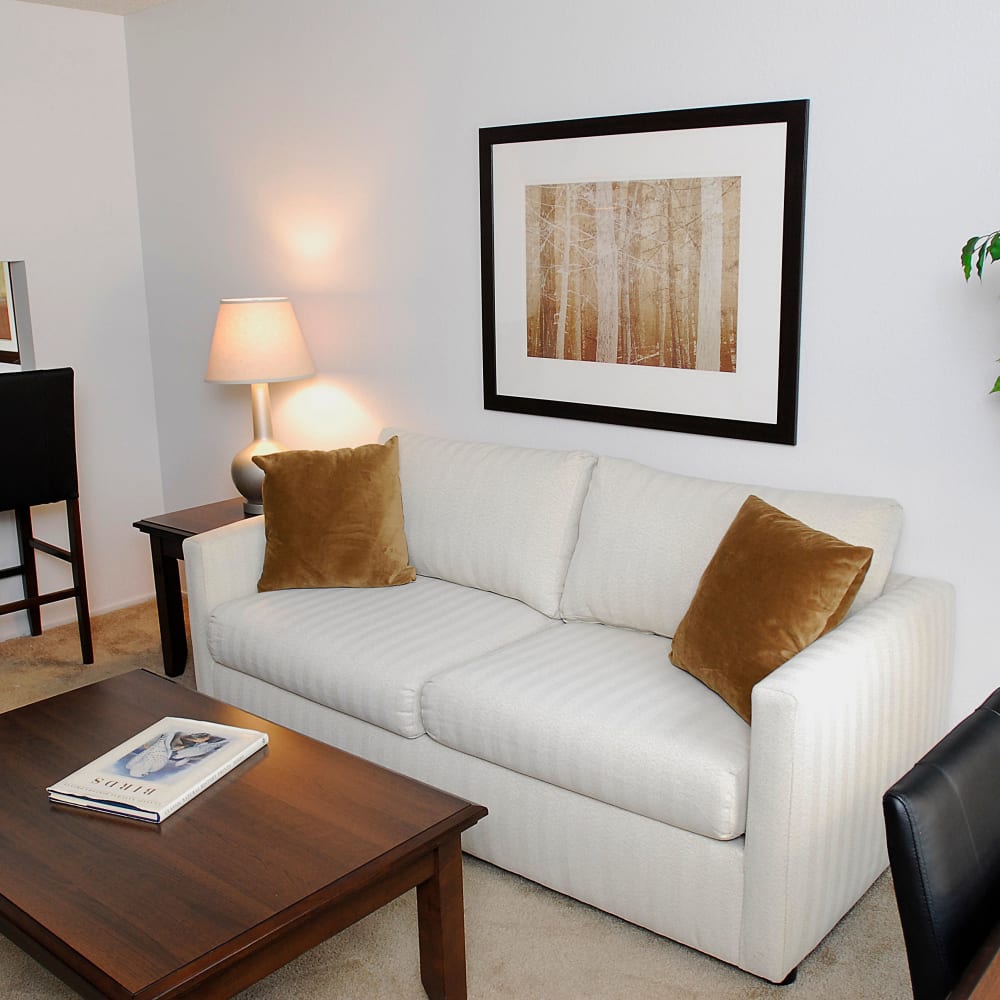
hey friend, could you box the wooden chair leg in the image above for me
[13,506,42,636]
[66,499,93,664]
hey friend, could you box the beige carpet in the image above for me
[0,602,914,999]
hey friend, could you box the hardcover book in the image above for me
[47,717,268,823]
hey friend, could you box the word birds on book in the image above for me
[47,717,268,823]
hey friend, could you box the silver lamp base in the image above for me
[231,438,282,515]
[231,382,284,515]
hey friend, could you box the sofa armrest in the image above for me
[182,517,266,690]
[739,574,955,982]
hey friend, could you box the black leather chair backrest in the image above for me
[0,367,78,511]
[883,689,1000,1000]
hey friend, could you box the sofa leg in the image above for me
[778,967,798,985]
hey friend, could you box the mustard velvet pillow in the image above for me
[252,436,416,592]
[669,495,874,723]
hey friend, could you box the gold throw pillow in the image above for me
[669,495,873,723]
[253,436,416,592]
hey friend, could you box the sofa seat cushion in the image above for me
[206,575,558,738]
[561,454,902,638]
[420,622,751,840]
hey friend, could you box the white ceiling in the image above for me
[18,0,171,14]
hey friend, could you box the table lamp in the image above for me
[205,297,315,515]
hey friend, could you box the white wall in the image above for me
[124,0,1000,720]
[0,0,163,641]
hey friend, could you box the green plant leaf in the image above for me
[991,373,1000,394]
[977,242,989,278]
[963,235,981,280]
[988,232,1000,262]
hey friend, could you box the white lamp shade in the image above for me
[205,297,315,384]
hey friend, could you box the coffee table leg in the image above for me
[417,835,469,1000]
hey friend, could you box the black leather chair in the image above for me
[0,367,93,663]
[883,688,1000,1000]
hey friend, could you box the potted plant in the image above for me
[961,230,1000,393]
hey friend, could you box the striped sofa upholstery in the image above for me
[184,429,954,983]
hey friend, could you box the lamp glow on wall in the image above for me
[205,297,315,515]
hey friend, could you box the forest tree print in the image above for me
[525,176,741,372]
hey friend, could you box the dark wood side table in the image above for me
[133,498,253,677]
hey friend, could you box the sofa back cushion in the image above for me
[560,455,903,637]
[382,429,596,617]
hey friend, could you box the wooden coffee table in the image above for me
[0,670,487,999]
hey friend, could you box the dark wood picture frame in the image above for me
[480,99,809,444]
[0,261,20,365]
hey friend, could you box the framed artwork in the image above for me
[479,99,809,444]
[0,261,20,364]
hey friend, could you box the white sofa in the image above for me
[184,429,955,983]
